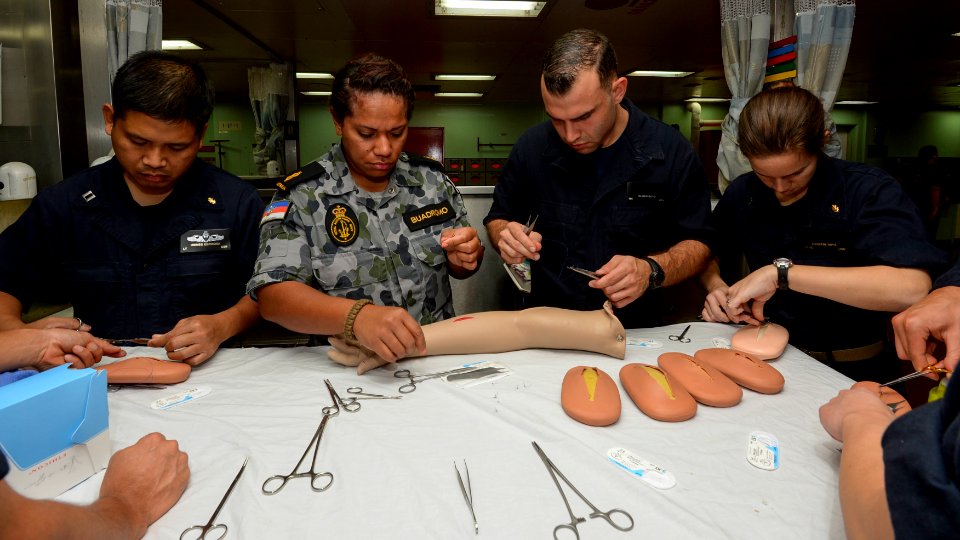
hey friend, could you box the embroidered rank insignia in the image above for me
[208,197,217,205]
[260,200,291,226]
[403,200,456,231]
[830,204,840,213]
[326,203,359,246]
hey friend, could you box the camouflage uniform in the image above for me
[247,143,470,324]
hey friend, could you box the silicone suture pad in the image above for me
[731,323,789,360]
[694,348,785,394]
[97,357,191,385]
[658,352,742,407]
[619,363,697,422]
[561,366,621,426]
[851,381,912,417]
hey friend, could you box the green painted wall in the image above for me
[204,98,960,178]
[203,103,258,176]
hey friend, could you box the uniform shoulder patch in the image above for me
[325,203,360,246]
[260,200,291,226]
[403,153,445,172]
[275,161,326,193]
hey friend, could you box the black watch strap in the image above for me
[641,256,664,290]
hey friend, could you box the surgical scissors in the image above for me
[181,458,247,539]
[394,367,475,394]
[880,365,951,387]
[262,415,334,495]
[668,324,692,343]
[346,387,402,400]
[531,441,634,540]
[321,379,361,416]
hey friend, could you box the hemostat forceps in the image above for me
[346,387,402,400]
[261,415,334,495]
[181,458,247,539]
[531,441,634,540]
[393,367,475,393]
[881,365,951,387]
[321,379,361,416]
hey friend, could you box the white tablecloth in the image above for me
[59,322,851,539]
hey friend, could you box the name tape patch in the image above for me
[403,200,455,231]
[181,229,231,253]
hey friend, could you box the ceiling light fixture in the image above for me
[434,74,497,81]
[296,72,334,79]
[301,91,332,96]
[834,100,878,105]
[685,97,730,103]
[628,70,694,78]
[435,0,545,18]
[435,92,484,97]
[161,39,203,50]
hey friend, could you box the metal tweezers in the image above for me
[522,214,538,234]
[455,460,478,534]
[106,338,152,345]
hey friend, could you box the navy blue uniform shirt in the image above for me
[713,154,947,351]
[0,451,7,480]
[485,99,713,328]
[0,158,264,338]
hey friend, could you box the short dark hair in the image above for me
[918,145,938,161]
[541,28,618,96]
[330,53,415,122]
[111,51,214,135]
[738,86,825,158]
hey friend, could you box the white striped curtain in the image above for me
[106,0,162,85]
[795,0,856,159]
[716,0,771,192]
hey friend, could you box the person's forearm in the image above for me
[0,292,26,331]
[837,420,894,540]
[0,484,143,540]
[256,281,355,335]
[212,295,261,340]
[0,328,48,372]
[650,239,711,288]
[484,219,509,257]
[789,265,931,312]
[700,258,726,292]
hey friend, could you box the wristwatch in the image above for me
[773,258,793,291]
[641,256,665,290]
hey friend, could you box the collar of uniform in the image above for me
[541,99,664,170]
[321,143,422,196]
[73,157,224,212]
[393,152,426,188]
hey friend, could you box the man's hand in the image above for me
[718,265,777,324]
[819,386,894,443]
[150,314,227,366]
[590,255,650,309]
[97,433,189,537]
[25,316,92,333]
[440,227,483,272]
[701,284,735,323]
[36,330,125,370]
[492,220,542,265]
[351,304,426,363]
[892,285,960,373]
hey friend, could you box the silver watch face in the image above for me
[773,258,792,268]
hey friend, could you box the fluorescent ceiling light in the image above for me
[953,32,960,37]
[834,100,878,105]
[435,92,484,97]
[685,97,730,103]
[435,74,497,81]
[162,39,203,50]
[296,72,334,79]
[301,91,332,96]
[435,1,545,17]
[628,70,694,78]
